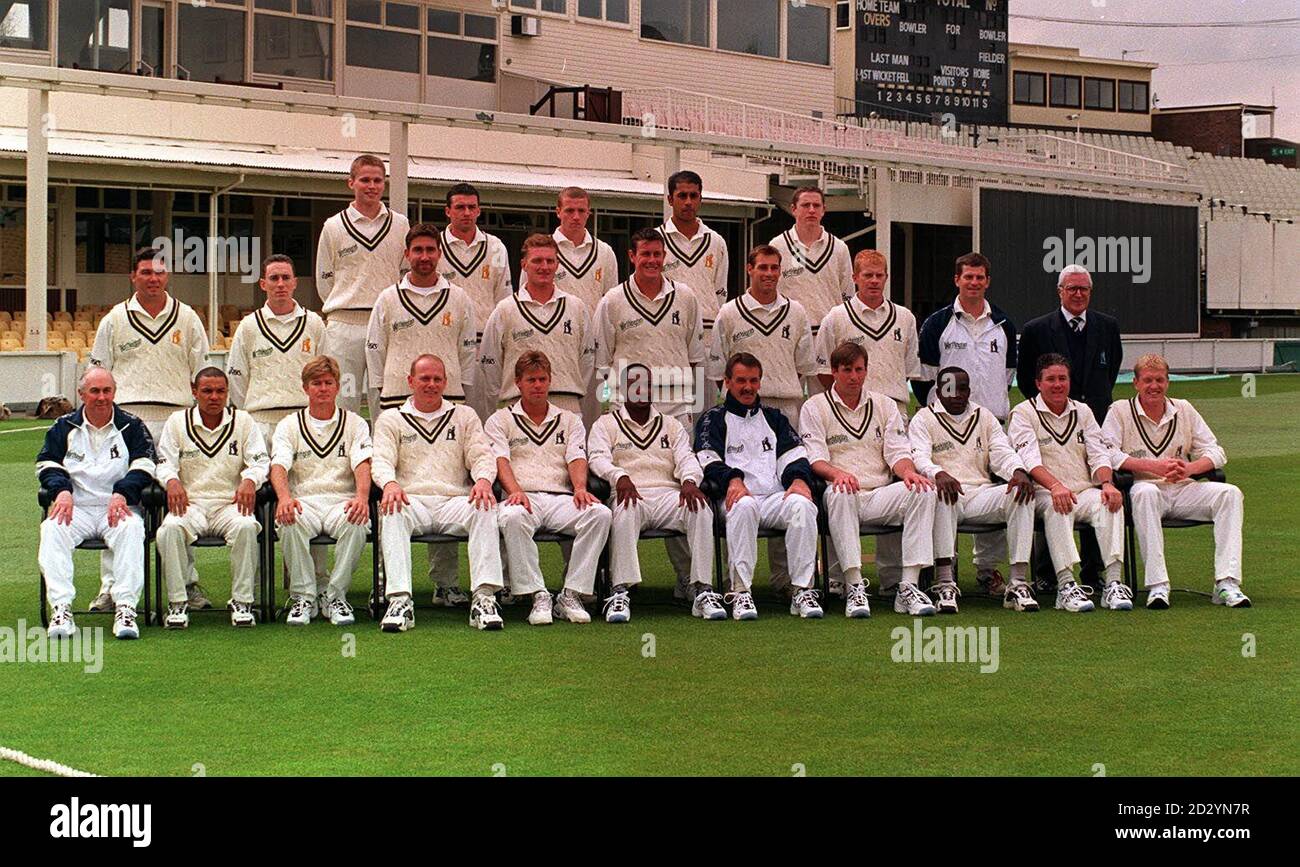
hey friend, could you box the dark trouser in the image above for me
[1032,526,1103,587]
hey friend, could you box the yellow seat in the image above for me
[1,339,21,351]
[0,311,11,324]
[53,311,72,322]
[1,330,19,342]
[50,320,73,333]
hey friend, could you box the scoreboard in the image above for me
[854,0,1009,126]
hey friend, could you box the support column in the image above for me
[662,145,680,221]
[208,193,220,346]
[25,88,49,351]
[874,172,893,300]
[389,121,409,216]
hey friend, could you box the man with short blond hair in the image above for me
[769,186,854,336]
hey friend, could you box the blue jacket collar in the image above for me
[723,392,763,417]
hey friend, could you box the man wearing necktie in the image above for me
[1017,265,1124,589]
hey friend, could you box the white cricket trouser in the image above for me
[1129,480,1243,588]
[258,418,330,585]
[499,493,612,597]
[760,398,805,589]
[724,492,817,592]
[1033,488,1125,574]
[609,488,713,588]
[157,499,262,604]
[321,318,372,417]
[40,504,145,608]
[825,483,936,578]
[934,485,1033,565]
[278,495,368,601]
[380,494,503,597]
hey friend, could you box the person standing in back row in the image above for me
[658,171,729,342]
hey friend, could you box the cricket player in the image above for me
[37,367,154,640]
[658,170,728,336]
[801,342,937,619]
[372,354,506,632]
[90,246,209,611]
[315,154,409,416]
[1101,354,1248,609]
[768,186,854,336]
[587,363,718,623]
[439,182,512,419]
[1008,354,1128,612]
[910,367,1038,613]
[487,351,611,626]
[696,352,821,621]
[270,356,373,626]
[155,368,270,628]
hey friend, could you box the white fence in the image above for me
[0,350,228,409]
[1205,217,1300,311]
[1121,339,1276,374]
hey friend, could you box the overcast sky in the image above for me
[1011,0,1300,140]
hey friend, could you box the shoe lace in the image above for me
[168,602,187,616]
[116,606,136,627]
[898,583,926,603]
[1060,582,1094,603]
[52,605,71,624]
[846,584,869,605]
[473,596,500,618]
[602,591,630,614]
[1008,583,1036,601]
[695,589,724,609]
[1106,583,1134,602]
[724,592,755,611]
[332,597,354,615]
[534,592,553,611]
[793,588,820,609]
[289,597,310,616]
[933,582,961,600]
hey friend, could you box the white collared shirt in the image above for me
[400,273,450,297]
[1060,306,1087,329]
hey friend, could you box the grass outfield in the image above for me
[0,375,1297,776]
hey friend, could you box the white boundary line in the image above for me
[0,425,52,434]
[0,745,97,777]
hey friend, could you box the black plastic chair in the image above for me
[701,475,827,595]
[1114,468,1227,591]
[262,486,376,622]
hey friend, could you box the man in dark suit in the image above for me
[1017,264,1123,588]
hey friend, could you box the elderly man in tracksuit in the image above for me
[695,351,822,621]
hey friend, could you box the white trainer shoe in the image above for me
[187,582,212,610]
[470,593,504,630]
[691,588,727,620]
[88,591,114,613]
[285,595,312,626]
[844,583,871,618]
[47,604,76,639]
[553,589,591,624]
[229,600,256,628]
[1002,581,1040,612]
[1100,582,1134,611]
[790,588,824,619]
[325,595,356,626]
[381,595,414,632]
[603,589,631,623]
[435,585,470,607]
[1146,583,1171,610]
[528,592,553,626]
[1212,580,1251,608]
[725,591,758,621]
[112,605,139,640]
[1055,581,1095,613]
[164,602,189,630]
[931,581,961,614]
[893,583,936,616]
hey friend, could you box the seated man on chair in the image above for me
[695,351,821,621]
[486,351,611,626]
[372,354,505,632]
[37,366,154,640]
[909,367,1037,613]
[1007,353,1128,613]
[155,367,270,628]
[587,362,718,623]
[1100,353,1248,609]
[800,342,936,619]
[270,356,374,626]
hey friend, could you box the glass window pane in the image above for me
[255,0,292,11]
[346,26,418,72]
[173,192,196,213]
[346,0,381,23]
[102,188,131,210]
[387,2,419,29]
[272,219,312,277]
[297,0,333,17]
[512,0,536,7]
[464,13,495,39]
[426,36,496,82]
[428,8,459,33]
[716,0,776,57]
[136,190,153,211]
[578,0,601,18]
[0,0,51,50]
[58,0,132,73]
[836,1,850,29]
[788,4,829,65]
[606,0,628,22]
[541,0,564,11]
[178,6,247,83]
[641,0,708,47]
[255,14,333,80]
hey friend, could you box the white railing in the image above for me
[995,134,1189,184]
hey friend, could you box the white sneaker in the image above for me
[931,581,961,614]
[1055,580,1095,613]
[790,588,824,619]
[381,596,414,632]
[230,600,256,628]
[87,591,114,613]
[470,593,504,630]
[554,589,591,624]
[434,585,470,607]
[691,588,727,620]
[1003,581,1040,612]
[828,579,845,599]
[528,591,553,626]
[893,583,936,616]
[1146,583,1171,610]
[725,591,758,621]
[187,582,212,610]
[1100,582,1134,611]
[48,603,76,638]
[844,583,871,618]
[325,595,355,626]
[603,589,631,623]
[112,605,139,640]
[164,602,189,630]
[285,595,312,626]
[1212,580,1251,608]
